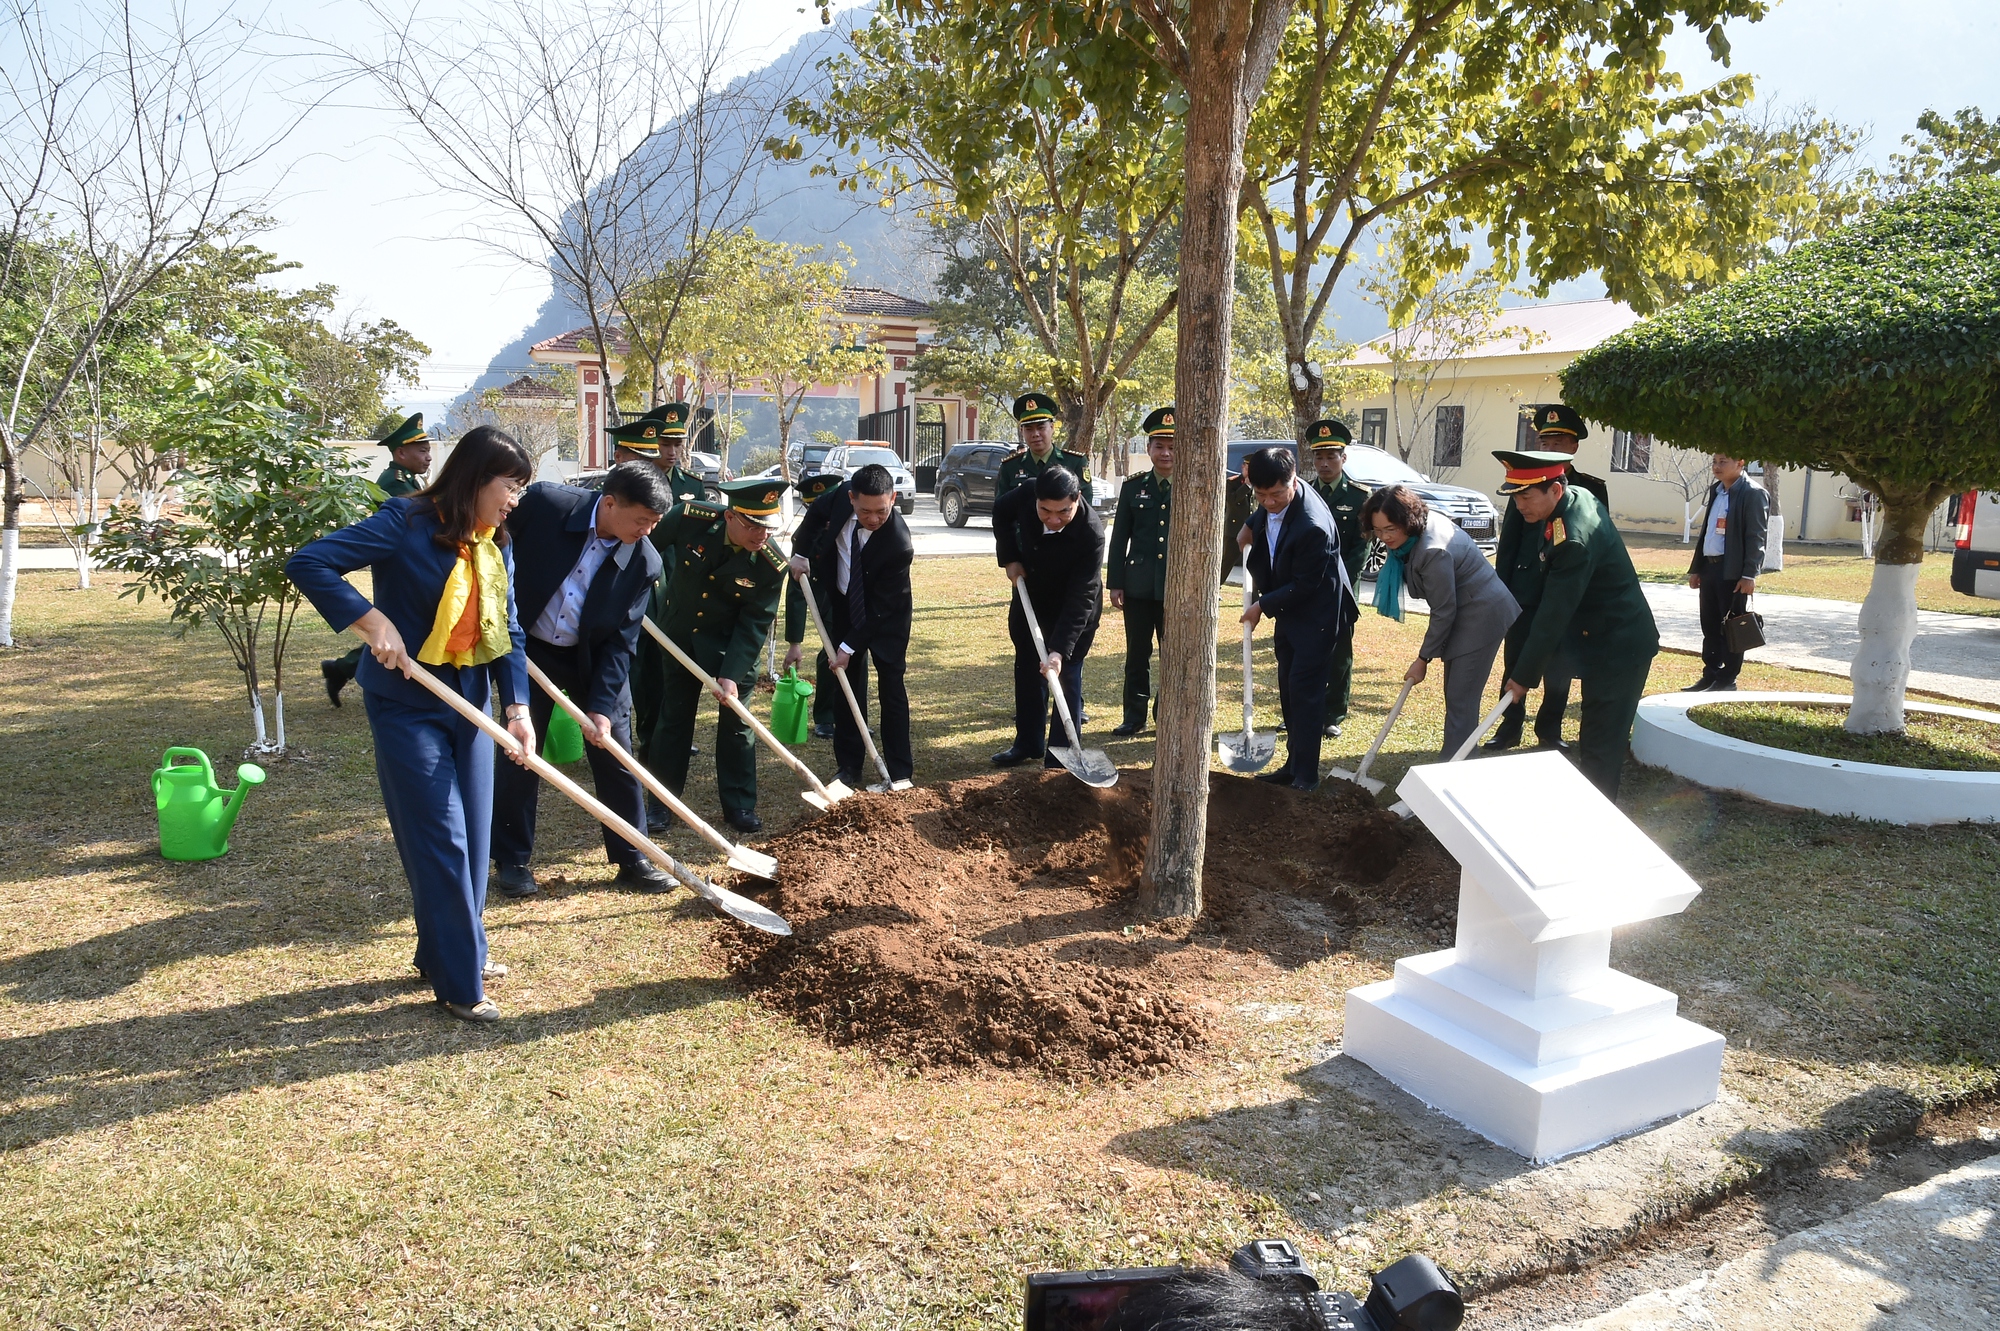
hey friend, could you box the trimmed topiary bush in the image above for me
[1563,178,2000,733]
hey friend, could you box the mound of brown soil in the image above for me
[718,769,1459,1078]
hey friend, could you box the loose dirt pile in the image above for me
[718,770,1458,1079]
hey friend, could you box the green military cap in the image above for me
[1532,403,1589,441]
[1305,418,1352,450]
[796,472,842,502]
[1013,392,1057,425]
[1141,405,1176,438]
[720,475,789,528]
[646,401,692,438]
[380,413,428,451]
[1494,449,1576,495]
[607,417,663,455]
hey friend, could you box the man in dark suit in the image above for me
[785,464,916,786]
[489,462,672,897]
[1685,453,1770,692]
[1238,445,1357,790]
[991,465,1105,768]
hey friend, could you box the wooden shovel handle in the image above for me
[790,568,891,785]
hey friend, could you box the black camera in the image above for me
[1023,1238,1464,1331]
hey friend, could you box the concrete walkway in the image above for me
[1545,1155,2000,1330]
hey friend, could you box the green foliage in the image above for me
[96,341,381,744]
[1887,106,2000,193]
[1561,179,2000,499]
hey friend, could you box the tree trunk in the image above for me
[0,432,20,648]
[1145,7,1275,920]
[1846,482,1944,736]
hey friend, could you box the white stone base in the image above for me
[1345,968,1725,1162]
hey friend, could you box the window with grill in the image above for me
[1433,405,1465,469]
[1610,430,1653,473]
[1360,408,1388,450]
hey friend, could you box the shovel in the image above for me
[641,616,853,812]
[524,659,778,880]
[1013,578,1117,788]
[790,567,910,793]
[1216,556,1277,774]
[1328,679,1416,795]
[1386,694,1514,819]
[402,661,789,936]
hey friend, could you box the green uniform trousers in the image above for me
[1576,650,1656,801]
[650,658,759,814]
[1493,626,1576,746]
[1119,595,1166,727]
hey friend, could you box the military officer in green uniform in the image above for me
[1487,403,1607,750]
[1106,407,1175,735]
[781,471,848,738]
[996,391,1093,505]
[636,477,792,834]
[1305,418,1369,736]
[320,412,433,705]
[1492,450,1658,799]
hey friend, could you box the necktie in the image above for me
[846,523,867,638]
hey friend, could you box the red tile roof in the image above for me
[836,287,933,319]
[495,374,565,401]
[531,324,631,356]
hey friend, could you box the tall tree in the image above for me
[1238,0,1774,441]
[782,2,1182,459]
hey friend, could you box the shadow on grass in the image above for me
[0,975,734,1150]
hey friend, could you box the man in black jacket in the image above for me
[490,462,672,897]
[1238,445,1357,790]
[991,466,1105,768]
[785,465,916,786]
[1685,453,1770,692]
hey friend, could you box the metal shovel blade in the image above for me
[695,881,793,936]
[1217,728,1277,774]
[1326,765,1385,795]
[867,779,915,794]
[725,844,779,880]
[1048,745,1119,788]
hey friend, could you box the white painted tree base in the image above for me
[1849,561,1921,733]
[1343,753,1723,1163]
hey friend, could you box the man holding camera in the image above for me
[489,462,672,897]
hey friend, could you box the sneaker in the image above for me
[493,863,538,898]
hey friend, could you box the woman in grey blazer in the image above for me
[1364,486,1520,756]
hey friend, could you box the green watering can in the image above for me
[770,667,814,745]
[152,747,266,862]
[542,694,585,763]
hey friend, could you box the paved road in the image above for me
[1546,1153,2000,1330]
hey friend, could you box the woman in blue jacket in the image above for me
[287,427,535,1022]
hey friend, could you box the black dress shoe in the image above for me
[1289,777,1319,792]
[688,744,700,756]
[645,806,672,835]
[1111,720,1144,736]
[321,659,350,707]
[493,863,538,898]
[812,722,837,739]
[1253,768,1296,785]
[834,770,862,788]
[1482,730,1522,752]
[1274,721,1288,733]
[722,808,762,834]
[990,746,1036,767]
[1708,680,1738,692]
[615,862,675,892]
[1684,676,1716,693]
[1323,722,1343,738]
[1534,737,1571,752]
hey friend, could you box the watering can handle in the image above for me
[161,746,211,766]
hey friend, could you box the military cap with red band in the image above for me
[1493,449,1576,495]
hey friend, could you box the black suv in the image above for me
[934,440,1014,527]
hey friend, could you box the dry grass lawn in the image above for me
[1,561,1995,1328]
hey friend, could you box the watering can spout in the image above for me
[220,762,267,834]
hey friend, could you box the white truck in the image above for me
[1951,490,2000,601]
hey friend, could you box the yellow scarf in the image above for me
[416,527,512,667]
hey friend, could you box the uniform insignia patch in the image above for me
[735,576,755,588]
[1550,518,1567,545]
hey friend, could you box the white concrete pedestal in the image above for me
[1343,752,1724,1162]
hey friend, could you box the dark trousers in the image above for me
[827,599,913,782]
[1577,651,1657,800]
[490,636,645,869]
[813,648,838,727]
[1326,620,1355,726]
[1119,595,1166,726]
[651,646,759,814]
[1273,613,1335,782]
[363,685,492,1007]
[1494,624,1576,746]
[1010,614,1094,757]
[1698,561,1750,682]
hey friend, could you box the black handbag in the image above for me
[1723,596,1765,653]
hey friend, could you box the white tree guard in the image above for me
[1848,562,1922,734]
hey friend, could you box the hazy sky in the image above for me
[222,0,1999,421]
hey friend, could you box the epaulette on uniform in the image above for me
[759,544,787,572]
[1550,517,1568,546]
[686,498,725,517]
[1006,447,1027,460]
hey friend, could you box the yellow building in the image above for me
[1343,298,1876,544]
